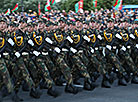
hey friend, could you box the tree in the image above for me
[0,0,137,13]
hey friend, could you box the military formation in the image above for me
[0,9,138,102]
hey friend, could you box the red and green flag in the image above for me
[75,0,83,13]
[50,0,56,5]
[11,3,18,12]
[93,0,97,8]
[38,2,41,16]
[113,0,123,10]
[5,8,10,15]
[45,0,51,11]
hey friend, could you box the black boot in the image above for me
[73,77,81,85]
[65,84,80,94]
[131,75,138,84]
[12,91,23,102]
[39,81,48,89]
[47,87,60,97]
[93,72,100,81]
[83,78,96,91]
[22,81,29,91]
[124,73,131,83]
[109,72,117,84]
[1,87,11,98]
[101,74,111,88]
[55,76,65,86]
[30,88,42,99]
[118,73,127,86]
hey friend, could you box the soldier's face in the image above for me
[0,21,7,30]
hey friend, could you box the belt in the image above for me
[42,52,48,55]
[62,48,68,52]
[22,52,29,55]
[3,53,9,56]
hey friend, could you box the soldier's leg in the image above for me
[72,54,96,91]
[44,55,63,86]
[107,52,127,86]
[35,56,59,97]
[121,51,138,84]
[56,54,79,94]
[0,58,13,96]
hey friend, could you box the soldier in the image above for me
[101,19,128,86]
[0,18,13,102]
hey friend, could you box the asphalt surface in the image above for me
[3,77,138,102]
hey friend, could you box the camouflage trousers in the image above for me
[23,55,40,88]
[56,54,73,85]
[119,51,138,74]
[85,50,107,75]
[44,55,58,80]
[95,50,112,73]
[35,55,54,89]
[0,58,13,93]
[131,48,138,68]
[13,57,34,92]
[71,53,90,79]
[106,52,125,74]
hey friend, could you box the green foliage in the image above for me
[0,0,137,13]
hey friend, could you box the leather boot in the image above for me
[109,72,117,84]
[12,91,23,102]
[131,74,138,84]
[39,80,48,89]
[83,78,96,91]
[22,81,29,91]
[55,76,65,86]
[65,83,80,94]
[118,73,127,86]
[30,88,42,99]
[102,74,111,88]
[47,86,60,97]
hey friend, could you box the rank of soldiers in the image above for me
[0,12,138,102]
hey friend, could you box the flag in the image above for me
[93,0,97,8]
[50,0,56,5]
[75,2,79,13]
[5,8,10,15]
[75,0,83,13]
[45,0,51,11]
[11,3,18,12]
[113,0,123,10]
[113,0,118,7]
[38,2,41,16]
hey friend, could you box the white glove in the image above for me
[102,47,106,56]
[106,45,112,50]
[54,47,61,53]
[70,47,77,53]
[115,33,122,39]
[136,44,138,49]
[121,46,126,51]
[116,49,118,55]
[8,38,14,46]
[15,52,20,58]
[130,34,135,39]
[83,35,90,42]
[90,47,94,53]
[33,51,40,56]
[97,35,102,40]
[66,36,73,43]
[28,39,34,46]
[45,37,53,44]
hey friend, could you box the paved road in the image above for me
[3,78,138,102]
